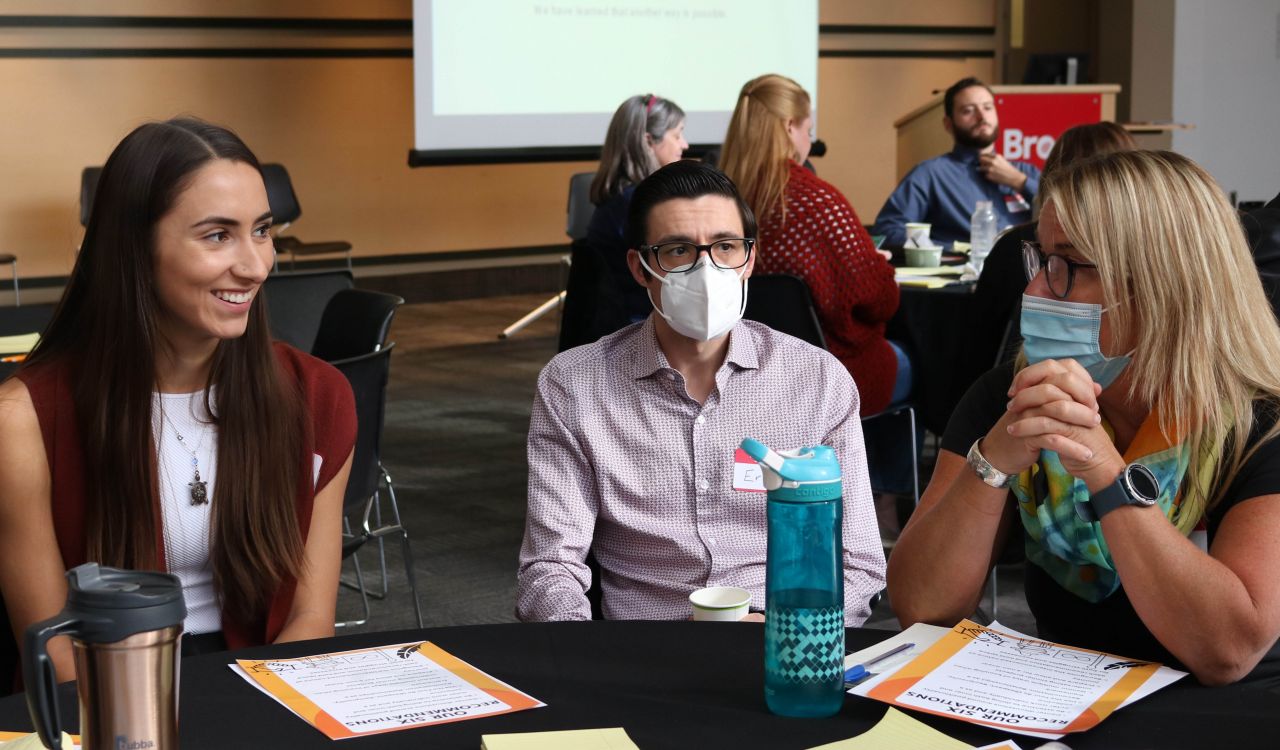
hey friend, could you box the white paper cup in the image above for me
[905,222,932,245]
[689,586,752,622]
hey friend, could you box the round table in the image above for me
[0,622,1274,749]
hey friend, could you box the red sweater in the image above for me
[18,342,356,650]
[757,163,900,414]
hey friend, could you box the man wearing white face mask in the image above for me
[517,161,886,623]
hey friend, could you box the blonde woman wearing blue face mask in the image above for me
[888,150,1280,687]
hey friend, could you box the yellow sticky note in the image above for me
[481,727,639,750]
[806,707,973,749]
[0,333,39,355]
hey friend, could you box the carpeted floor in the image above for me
[336,293,1037,636]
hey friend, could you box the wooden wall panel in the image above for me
[0,1,408,18]
[0,0,1004,283]
[816,57,995,221]
[0,55,588,280]
[820,0,995,27]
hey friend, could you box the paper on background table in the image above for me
[896,278,956,289]
[852,619,1182,739]
[894,267,965,277]
[234,641,544,740]
[481,727,639,750]
[0,333,38,355]
[805,706,973,749]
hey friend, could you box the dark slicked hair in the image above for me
[624,160,757,251]
[944,76,993,119]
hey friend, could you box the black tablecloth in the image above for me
[888,282,988,436]
[1,622,1276,749]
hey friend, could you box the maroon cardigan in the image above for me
[757,163,901,415]
[18,342,356,649]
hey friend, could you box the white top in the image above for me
[151,390,220,635]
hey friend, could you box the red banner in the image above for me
[992,92,1104,169]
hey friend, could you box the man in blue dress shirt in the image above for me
[872,77,1040,248]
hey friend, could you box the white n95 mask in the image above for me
[638,255,748,341]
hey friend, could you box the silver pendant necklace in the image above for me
[159,401,210,505]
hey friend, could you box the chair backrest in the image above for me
[311,289,404,361]
[80,167,102,227]
[331,344,394,514]
[742,274,827,350]
[262,270,355,351]
[566,172,596,241]
[260,163,303,225]
[557,238,630,352]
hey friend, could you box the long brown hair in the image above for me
[23,118,307,625]
[719,74,811,227]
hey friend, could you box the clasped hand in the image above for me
[978,152,1026,191]
[982,359,1124,489]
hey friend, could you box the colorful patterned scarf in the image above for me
[1011,406,1219,602]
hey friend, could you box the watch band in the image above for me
[966,439,1016,488]
[1076,463,1160,523]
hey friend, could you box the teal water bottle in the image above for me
[740,438,845,718]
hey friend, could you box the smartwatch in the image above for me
[1076,462,1160,523]
[966,439,1016,489]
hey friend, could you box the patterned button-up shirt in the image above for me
[516,317,886,624]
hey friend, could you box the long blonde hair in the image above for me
[1042,150,1280,508]
[719,74,810,226]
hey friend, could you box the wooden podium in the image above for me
[892,84,1121,178]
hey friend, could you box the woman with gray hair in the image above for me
[587,94,687,325]
[889,150,1280,686]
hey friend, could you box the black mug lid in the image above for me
[62,563,186,643]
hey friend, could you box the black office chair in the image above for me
[311,289,403,362]
[742,274,827,349]
[261,270,355,352]
[744,273,920,508]
[331,344,423,629]
[79,167,102,228]
[566,172,596,242]
[557,238,631,352]
[260,163,353,271]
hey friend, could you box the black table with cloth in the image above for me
[887,280,986,436]
[1,622,1275,749]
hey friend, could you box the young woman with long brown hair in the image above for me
[0,118,355,681]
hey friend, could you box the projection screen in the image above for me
[411,0,818,165]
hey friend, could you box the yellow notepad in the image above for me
[806,707,972,749]
[481,727,639,749]
[896,277,954,289]
[0,333,39,355]
[0,731,77,749]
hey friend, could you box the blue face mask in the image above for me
[1020,293,1132,389]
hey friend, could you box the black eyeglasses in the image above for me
[641,238,755,274]
[1021,241,1097,299]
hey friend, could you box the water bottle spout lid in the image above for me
[739,438,841,498]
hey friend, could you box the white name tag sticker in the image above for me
[733,448,766,492]
[1004,193,1032,214]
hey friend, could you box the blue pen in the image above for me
[844,642,914,685]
